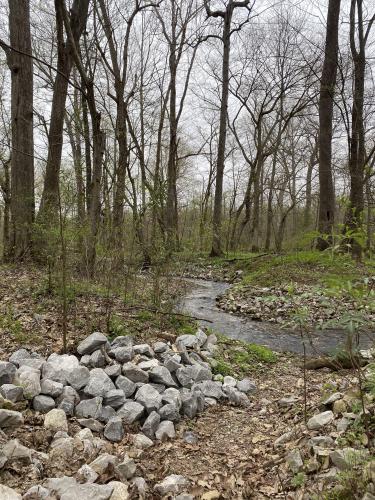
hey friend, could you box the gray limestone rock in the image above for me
[135,384,162,413]
[84,369,116,397]
[104,416,124,442]
[117,401,144,424]
[33,395,55,413]
[141,411,160,439]
[77,332,108,355]
[122,363,149,383]
[115,375,136,398]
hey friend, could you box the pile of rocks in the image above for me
[277,388,374,498]
[0,329,255,498]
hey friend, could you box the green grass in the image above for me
[213,333,277,376]
[239,251,374,288]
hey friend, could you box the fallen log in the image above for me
[305,355,368,370]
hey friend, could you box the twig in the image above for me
[124,305,213,323]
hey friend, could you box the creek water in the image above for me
[179,278,373,355]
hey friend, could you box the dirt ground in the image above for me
[0,265,362,498]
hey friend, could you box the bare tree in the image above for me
[204,0,251,257]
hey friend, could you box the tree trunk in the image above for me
[345,0,369,261]
[165,3,179,252]
[317,0,341,249]
[210,11,231,257]
[7,0,34,261]
[38,0,89,226]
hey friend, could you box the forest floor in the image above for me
[0,259,374,498]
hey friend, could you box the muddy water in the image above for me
[179,278,373,355]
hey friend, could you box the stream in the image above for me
[179,278,373,355]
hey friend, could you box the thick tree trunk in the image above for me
[345,0,368,260]
[38,0,89,226]
[317,0,341,249]
[7,0,34,261]
[210,12,231,257]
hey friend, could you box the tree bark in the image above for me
[6,0,34,261]
[37,0,89,225]
[317,0,341,249]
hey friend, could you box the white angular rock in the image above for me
[196,328,207,346]
[155,420,175,441]
[138,359,159,371]
[115,454,137,480]
[14,368,41,399]
[44,353,80,382]
[153,342,168,353]
[111,336,133,349]
[40,378,64,398]
[2,439,32,461]
[17,358,45,370]
[322,392,343,406]
[286,449,303,473]
[23,485,50,499]
[158,403,180,422]
[307,411,334,430]
[90,349,106,368]
[77,418,104,433]
[44,408,68,432]
[76,464,99,483]
[236,378,256,393]
[176,334,199,350]
[330,447,369,470]
[154,474,189,496]
[0,484,22,500]
[131,477,148,497]
[223,376,237,387]
[132,433,153,449]
[108,481,130,500]
[89,453,118,476]
[59,483,113,500]
[162,387,182,409]
[104,364,121,378]
[195,380,223,400]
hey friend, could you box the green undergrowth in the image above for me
[238,251,375,289]
[212,332,277,377]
